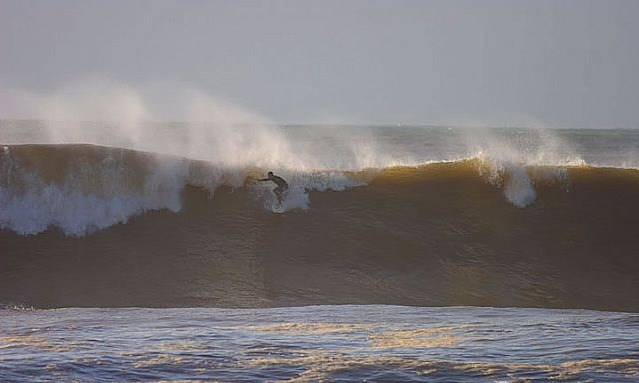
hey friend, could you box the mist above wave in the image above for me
[2,79,604,170]
[1,80,405,172]
[4,79,636,235]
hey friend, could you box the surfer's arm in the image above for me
[258,178,269,182]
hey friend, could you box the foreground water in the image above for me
[1,305,638,382]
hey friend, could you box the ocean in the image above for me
[2,305,638,382]
[1,121,638,381]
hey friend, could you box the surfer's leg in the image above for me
[273,186,283,204]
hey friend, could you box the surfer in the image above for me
[258,171,288,204]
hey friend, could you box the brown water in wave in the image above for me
[1,161,638,311]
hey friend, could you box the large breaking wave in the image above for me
[0,143,584,236]
[1,143,638,311]
[2,82,638,311]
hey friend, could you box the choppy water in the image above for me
[1,305,638,382]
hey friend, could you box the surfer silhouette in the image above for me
[258,171,288,205]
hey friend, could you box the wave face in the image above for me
[1,142,638,311]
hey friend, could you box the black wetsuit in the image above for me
[269,174,288,194]
[259,174,289,201]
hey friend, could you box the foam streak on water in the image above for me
[1,306,637,382]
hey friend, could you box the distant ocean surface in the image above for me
[1,122,638,381]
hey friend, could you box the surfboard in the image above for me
[271,190,288,213]
[271,200,285,214]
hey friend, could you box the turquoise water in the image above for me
[1,305,638,382]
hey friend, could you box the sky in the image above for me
[1,0,638,128]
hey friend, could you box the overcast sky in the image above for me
[1,0,638,128]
